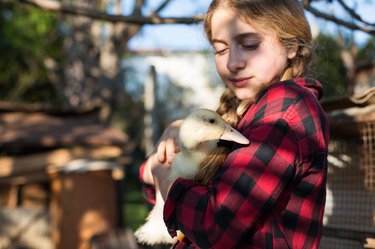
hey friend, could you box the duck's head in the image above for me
[179,109,249,153]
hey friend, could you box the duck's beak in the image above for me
[220,124,249,145]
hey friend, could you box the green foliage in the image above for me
[356,36,375,64]
[310,33,349,99]
[123,180,149,231]
[0,4,63,104]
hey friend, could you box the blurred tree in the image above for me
[356,36,375,64]
[311,33,349,99]
[311,31,375,100]
[0,0,375,110]
[0,0,372,121]
[0,3,63,105]
[0,0,204,123]
[303,0,375,36]
[0,0,374,122]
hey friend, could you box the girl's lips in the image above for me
[229,77,251,87]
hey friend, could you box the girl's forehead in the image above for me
[211,8,273,40]
[211,8,257,35]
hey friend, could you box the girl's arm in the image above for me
[163,83,328,248]
[139,119,183,201]
[163,117,300,247]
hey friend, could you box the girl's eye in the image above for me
[214,48,228,55]
[213,43,228,55]
[242,43,260,50]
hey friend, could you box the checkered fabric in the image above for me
[139,161,156,205]
[163,78,329,249]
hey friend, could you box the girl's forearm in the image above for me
[152,165,173,201]
[142,156,156,185]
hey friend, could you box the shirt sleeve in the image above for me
[139,161,156,205]
[164,112,300,248]
[163,82,327,248]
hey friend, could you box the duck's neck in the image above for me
[181,149,208,164]
[169,140,219,181]
[182,139,219,157]
[170,150,206,181]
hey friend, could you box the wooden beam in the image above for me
[0,171,49,185]
[0,146,124,178]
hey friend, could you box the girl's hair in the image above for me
[206,0,313,126]
[196,0,313,184]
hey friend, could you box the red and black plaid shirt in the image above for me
[141,78,329,249]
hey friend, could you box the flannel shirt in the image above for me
[139,160,156,205]
[140,78,329,249]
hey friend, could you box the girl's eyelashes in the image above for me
[242,43,260,50]
[212,39,260,55]
[213,45,228,55]
[214,44,259,55]
[214,48,228,55]
[242,44,259,50]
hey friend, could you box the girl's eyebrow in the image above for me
[236,32,260,41]
[212,32,260,44]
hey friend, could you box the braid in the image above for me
[195,88,253,185]
[196,0,314,185]
[216,88,241,127]
[292,45,312,78]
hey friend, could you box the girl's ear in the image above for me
[287,46,298,59]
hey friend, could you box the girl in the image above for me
[140,0,329,248]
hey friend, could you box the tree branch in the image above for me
[303,3,375,35]
[7,0,204,24]
[3,0,375,35]
[154,0,172,14]
[132,0,143,16]
[336,0,375,26]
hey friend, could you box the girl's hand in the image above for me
[141,119,183,186]
[155,119,183,165]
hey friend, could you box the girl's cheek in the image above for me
[215,57,227,77]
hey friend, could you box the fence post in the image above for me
[144,65,159,156]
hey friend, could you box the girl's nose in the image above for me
[227,47,246,72]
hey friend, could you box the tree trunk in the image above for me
[60,0,142,122]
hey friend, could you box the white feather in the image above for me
[134,109,249,245]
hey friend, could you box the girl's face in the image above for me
[211,8,296,100]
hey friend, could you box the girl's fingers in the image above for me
[156,138,179,165]
[165,138,176,164]
[154,119,183,165]
[157,141,167,163]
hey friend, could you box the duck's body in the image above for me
[135,109,249,245]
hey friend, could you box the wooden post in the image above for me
[49,161,118,249]
[144,65,159,155]
[7,184,19,208]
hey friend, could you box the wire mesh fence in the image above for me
[321,121,375,249]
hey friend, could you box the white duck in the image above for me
[135,109,249,245]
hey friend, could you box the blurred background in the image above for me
[0,0,374,248]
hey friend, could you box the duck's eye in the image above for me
[209,119,215,124]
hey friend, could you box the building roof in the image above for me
[321,87,375,137]
[0,102,129,155]
[321,87,375,113]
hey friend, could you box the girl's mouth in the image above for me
[229,77,251,88]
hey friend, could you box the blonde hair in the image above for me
[196,0,313,184]
[207,0,313,125]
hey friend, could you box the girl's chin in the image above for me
[232,89,257,100]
